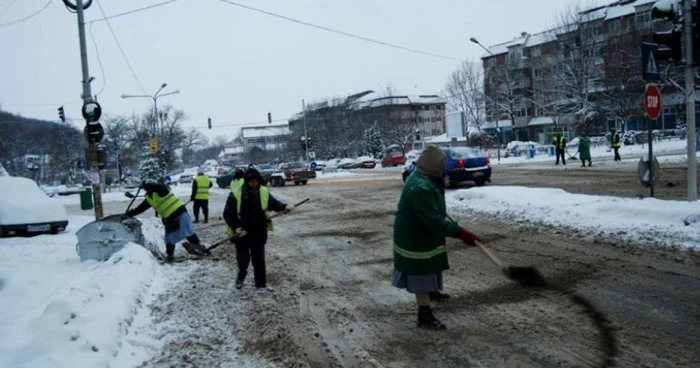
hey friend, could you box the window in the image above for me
[635,10,651,27]
[488,58,496,67]
[531,47,541,57]
[536,107,544,116]
[627,16,636,30]
[608,19,620,33]
[437,116,442,122]
[593,24,603,36]
[534,69,542,78]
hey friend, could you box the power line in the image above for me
[0,0,51,27]
[182,118,289,129]
[94,0,147,94]
[86,0,180,24]
[215,0,463,62]
[0,0,21,19]
[89,21,107,97]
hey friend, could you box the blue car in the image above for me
[402,147,492,188]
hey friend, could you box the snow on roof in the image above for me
[484,0,657,57]
[481,120,514,129]
[528,116,556,126]
[424,133,467,143]
[241,124,290,138]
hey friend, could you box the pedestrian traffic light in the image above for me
[58,106,65,123]
[652,0,683,64]
[268,112,272,124]
[208,117,212,129]
[84,122,104,144]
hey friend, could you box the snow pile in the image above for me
[316,170,356,178]
[506,141,540,150]
[448,186,700,249]
[0,216,165,368]
[0,177,67,225]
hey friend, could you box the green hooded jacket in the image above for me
[393,171,460,274]
[579,136,591,160]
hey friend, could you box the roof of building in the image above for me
[483,0,657,57]
[240,123,290,139]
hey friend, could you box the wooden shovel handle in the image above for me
[446,213,505,268]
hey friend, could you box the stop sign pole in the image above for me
[644,83,661,198]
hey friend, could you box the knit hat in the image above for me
[244,167,263,183]
[416,145,446,179]
[197,167,204,174]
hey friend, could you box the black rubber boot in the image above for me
[165,243,175,262]
[235,279,244,289]
[429,291,451,302]
[417,306,446,330]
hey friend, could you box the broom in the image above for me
[447,214,547,287]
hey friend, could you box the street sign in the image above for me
[310,161,317,169]
[642,43,661,81]
[644,84,662,120]
[149,138,158,154]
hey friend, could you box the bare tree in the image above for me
[445,60,486,130]
[181,129,208,166]
[103,115,132,183]
[533,4,605,134]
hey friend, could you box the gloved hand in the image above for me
[456,227,480,246]
[285,204,295,212]
[234,227,246,237]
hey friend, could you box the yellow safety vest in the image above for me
[230,178,244,193]
[553,136,565,149]
[225,186,273,237]
[611,133,621,148]
[145,191,184,219]
[194,175,211,200]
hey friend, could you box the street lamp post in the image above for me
[121,83,180,139]
[471,37,500,162]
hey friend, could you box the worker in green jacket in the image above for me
[578,134,592,167]
[392,145,481,330]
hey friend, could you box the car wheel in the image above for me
[294,181,300,186]
[443,174,453,189]
[301,180,308,185]
[50,228,58,235]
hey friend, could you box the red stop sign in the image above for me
[644,84,662,120]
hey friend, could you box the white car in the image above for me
[0,177,69,237]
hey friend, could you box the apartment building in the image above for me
[479,0,677,144]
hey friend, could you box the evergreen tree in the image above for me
[139,151,161,182]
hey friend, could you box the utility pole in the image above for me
[684,0,697,201]
[302,99,309,162]
[73,0,104,219]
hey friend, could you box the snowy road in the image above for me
[68,175,700,368]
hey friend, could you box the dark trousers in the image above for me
[613,147,621,161]
[555,149,566,165]
[166,234,201,256]
[580,158,591,167]
[193,199,209,221]
[235,231,268,287]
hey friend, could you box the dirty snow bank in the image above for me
[448,186,700,249]
[0,216,165,368]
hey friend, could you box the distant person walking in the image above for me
[610,128,622,161]
[191,168,213,223]
[553,132,566,165]
[578,134,592,167]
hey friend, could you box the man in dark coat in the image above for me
[392,145,481,330]
[223,168,291,291]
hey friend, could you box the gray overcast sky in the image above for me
[0,0,591,140]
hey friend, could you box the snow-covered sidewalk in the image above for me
[448,186,700,250]
[0,216,167,368]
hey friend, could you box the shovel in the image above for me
[206,198,310,252]
[447,214,547,288]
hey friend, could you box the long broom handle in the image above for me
[446,213,505,269]
[207,198,310,251]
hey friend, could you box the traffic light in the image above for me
[208,117,212,129]
[652,0,682,63]
[415,129,421,141]
[58,106,65,123]
[268,112,272,124]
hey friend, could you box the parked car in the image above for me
[0,177,69,237]
[278,162,316,185]
[402,147,491,188]
[216,165,249,188]
[381,146,406,167]
[357,159,377,169]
